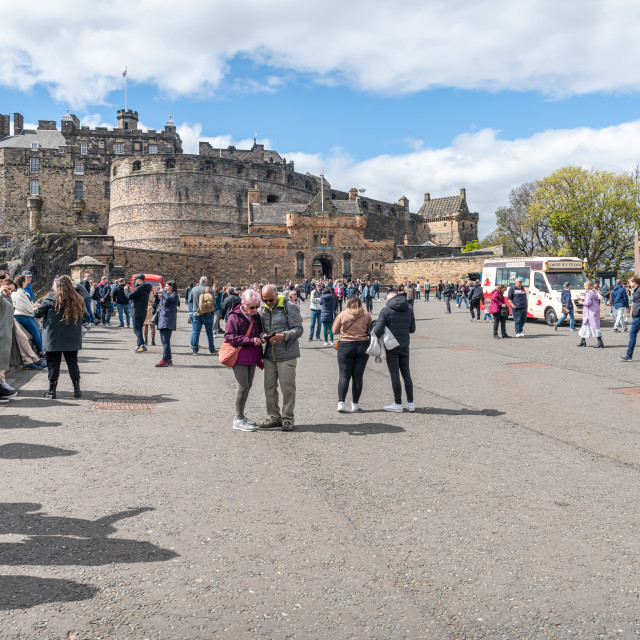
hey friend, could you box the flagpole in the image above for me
[320,152,324,212]
[124,66,128,110]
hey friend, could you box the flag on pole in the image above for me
[122,69,127,77]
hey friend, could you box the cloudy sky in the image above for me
[2,0,640,236]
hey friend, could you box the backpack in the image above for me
[198,287,215,314]
[472,285,484,301]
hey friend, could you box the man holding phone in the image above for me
[259,284,303,432]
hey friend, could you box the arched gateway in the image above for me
[311,254,336,279]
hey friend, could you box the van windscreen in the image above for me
[546,271,587,291]
[496,267,530,287]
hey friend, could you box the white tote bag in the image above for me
[383,326,400,351]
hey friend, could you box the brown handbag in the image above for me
[218,318,255,367]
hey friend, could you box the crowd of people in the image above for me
[1,268,639,424]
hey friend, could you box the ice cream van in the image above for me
[481,257,606,325]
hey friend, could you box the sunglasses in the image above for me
[247,305,259,309]
[262,297,275,302]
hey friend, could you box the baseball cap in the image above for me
[21,270,33,277]
[133,273,145,281]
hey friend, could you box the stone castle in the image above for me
[0,109,479,284]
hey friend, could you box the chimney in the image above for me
[0,114,9,139]
[349,187,358,201]
[398,195,409,209]
[460,188,466,201]
[13,113,24,135]
[424,193,430,202]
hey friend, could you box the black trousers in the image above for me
[493,315,507,337]
[385,345,413,404]
[469,299,481,320]
[337,340,370,403]
[364,296,373,313]
[46,351,80,383]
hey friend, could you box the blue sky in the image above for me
[2,0,640,237]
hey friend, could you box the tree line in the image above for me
[470,165,640,275]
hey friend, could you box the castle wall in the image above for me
[108,155,322,250]
[385,255,488,284]
[426,213,480,246]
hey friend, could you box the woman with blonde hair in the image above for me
[578,280,603,348]
[34,275,85,399]
[332,295,373,412]
[223,288,264,431]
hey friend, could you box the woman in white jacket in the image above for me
[12,274,44,356]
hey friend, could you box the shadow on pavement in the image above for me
[0,416,62,430]
[0,575,99,610]
[0,443,77,459]
[0,504,179,566]
[15,390,178,405]
[293,422,406,436]
[415,407,505,416]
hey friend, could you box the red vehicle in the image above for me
[129,273,164,290]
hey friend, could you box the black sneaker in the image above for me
[0,386,17,398]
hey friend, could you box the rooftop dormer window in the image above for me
[31,142,39,151]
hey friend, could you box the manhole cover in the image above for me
[611,387,640,396]
[93,399,157,410]
[446,346,477,351]
[507,362,549,368]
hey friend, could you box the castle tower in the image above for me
[117,109,138,131]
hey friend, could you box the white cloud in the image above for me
[2,0,640,106]
[286,121,640,238]
[177,123,272,155]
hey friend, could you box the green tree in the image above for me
[462,240,480,253]
[530,166,640,274]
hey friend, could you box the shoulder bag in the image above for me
[219,318,255,367]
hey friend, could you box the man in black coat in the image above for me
[114,278,131,328]
[127,274,153,352]
[374,291,416,413]
[221,287,241,322]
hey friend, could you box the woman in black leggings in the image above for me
[332,296,372,412]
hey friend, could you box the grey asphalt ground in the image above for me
[1,296,640,639]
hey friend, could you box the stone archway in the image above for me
[311,254,336,279]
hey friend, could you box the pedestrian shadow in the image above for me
[0,504,178,566]
[4,399,78,408]
[0,416,62,430]
[0,443,77,459]
[293,422,406,436]
[0,575,99,610]
[414,407,505,416]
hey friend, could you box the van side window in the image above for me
[496,267,530,287]
[534,272,548,292]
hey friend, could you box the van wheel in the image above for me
[545,308,557,326]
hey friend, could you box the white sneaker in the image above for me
[232,417,257,432]
[323,341,329,346]
[520,332,525,337]
[351,403,360,412]
[515,333,522,337]
[329,341,334,346]
[384,403,403,413]
[337,402,346,412]
[407,402,416,412]
[243,416,258,426]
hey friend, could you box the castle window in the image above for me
[166,159,175,169]
[98,140,105,149]
[266,194,279,203]
[203,162,213,171]
[74,162,84,175]
[331,193,336,199]
[104,181,110,198]
[287,175,293,184]
[148,144,158,155]
[236,166,243,175]
[389,208,396,216]
[165,145,173,153]
[31,142,39,151]
[296,251,304,276]
[114,143,124,155]
[266,170,273,180]
[314,234,319,245]
[462,223,465,229]
[29,179,40,196]
[112,166,117,177]
[362,201,368,210]
[29,158,39,173]
[132,160,141,171]
[58,146,65,154]
[74,181,83,198]
[124,122,129,130]
[377,204,382,212]
[305,180,312,189]
[80,143,88,155]
[88,213,98,222]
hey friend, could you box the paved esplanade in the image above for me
[2,297,640,639]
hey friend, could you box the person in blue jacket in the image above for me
[555,282,576,331]
[610,279,630,332]
[154,281,180,367]
[320,287,335,346]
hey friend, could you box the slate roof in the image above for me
[333,200,360,215]
[250,202,306,225]
[417,195,465,218]
[0,129,66,149]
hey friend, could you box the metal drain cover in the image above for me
[93,399,157,410]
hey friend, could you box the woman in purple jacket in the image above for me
[224,289,264,431]
[578,280,603,348]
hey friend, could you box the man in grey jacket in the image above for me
[259,284,303,431]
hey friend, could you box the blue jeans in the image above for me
[191,314,215,352]
[309,309,321,338]
[133,317,145,347]
[557,307,575,329]
[84,297,95,323]
[626,316,640,358]
[14,315,43,353]
[513,307,527,334]
[94,301,101,321]
[160,328,172,361]
[116,303,131,326]
[100,302,112,324]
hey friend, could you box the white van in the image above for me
[481,257,606,325]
